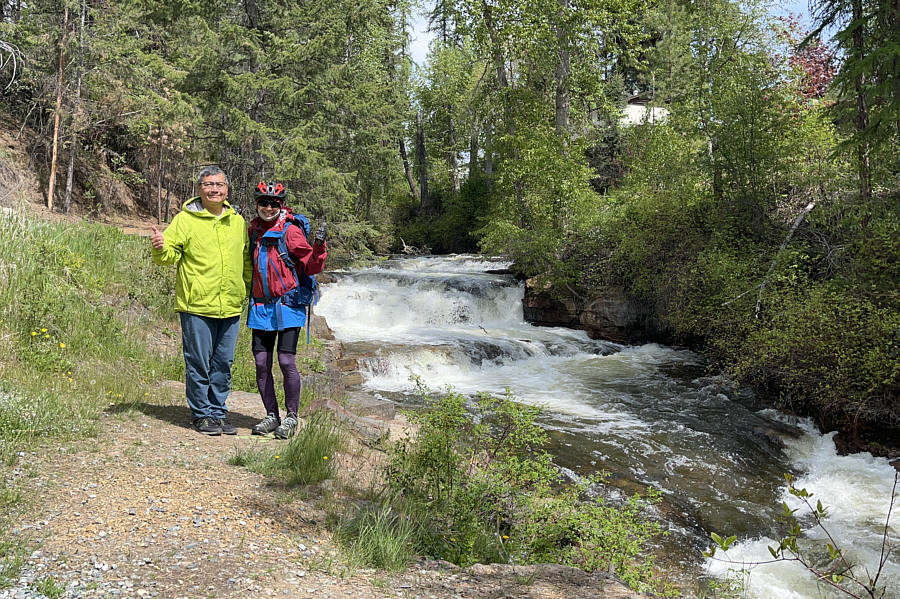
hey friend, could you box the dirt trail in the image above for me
[5,380,646,599]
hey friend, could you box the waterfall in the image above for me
[316,255,899,598]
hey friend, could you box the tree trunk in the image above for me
[468,123,480,183]
[64,0,86,214]
[156,135,164,224]
[164,157,173,222]
[63,126,77,213]
[484,122,494,193]
[47,6,69,211]
[554,0,570,137]
[417,110,435,211]
[851,0,871,201]
[448,115,460,193]
[399,138,419,200]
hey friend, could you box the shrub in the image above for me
[382,386,669,593]
[731,286,899,434]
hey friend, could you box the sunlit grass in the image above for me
[229,411,345,486]
[0,210,180,563]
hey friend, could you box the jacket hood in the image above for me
[182,196,235,217]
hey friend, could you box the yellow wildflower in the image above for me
[31,331,37,336]
[44,334,50,338]
[59,342,66,348]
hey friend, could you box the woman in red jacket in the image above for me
[247,181,327,439]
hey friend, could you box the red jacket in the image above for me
[248,209,327,277]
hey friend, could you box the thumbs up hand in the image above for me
[150,225,165,250]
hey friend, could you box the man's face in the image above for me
[199,173,228,207]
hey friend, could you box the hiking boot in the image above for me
[274,413,298,439]
[252,413,280,436]
[193,416,222,436]
[218,417,237,435]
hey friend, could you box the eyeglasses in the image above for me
[200,181,227,189]
[256,198,282,208]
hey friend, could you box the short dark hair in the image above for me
[196,165,229,186]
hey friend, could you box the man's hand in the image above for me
[150,225,164,250]
[314,223,327,245]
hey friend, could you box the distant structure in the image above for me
[619,94,669,126]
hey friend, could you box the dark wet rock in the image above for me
[750,426,787,450]
[523,278,661,344]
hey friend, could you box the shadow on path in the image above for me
[106,401,258,431]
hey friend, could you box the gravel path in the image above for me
[3,380,648,599]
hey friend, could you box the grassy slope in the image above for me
[0,209,279,583]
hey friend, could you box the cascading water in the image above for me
[316,255,898,598]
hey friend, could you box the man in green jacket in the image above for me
[150,166,251,436]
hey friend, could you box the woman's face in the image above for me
[256,198,281,221]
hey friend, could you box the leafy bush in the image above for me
[381,386,669,594]
[731,286,899,433]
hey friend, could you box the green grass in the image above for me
[229,411,346,486]
[0,479,27,588]
[29,575,66,599]
[0,211,183,569]
[334,503,416,571]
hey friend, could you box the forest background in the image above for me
[0,0,897,453]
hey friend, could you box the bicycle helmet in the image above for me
[253,181,287,200]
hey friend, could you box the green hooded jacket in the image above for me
[151,197,251,318]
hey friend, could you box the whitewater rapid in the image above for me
[316,255,898,598]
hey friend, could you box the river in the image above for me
[315,254,898,598]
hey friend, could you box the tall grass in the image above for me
[0,212,179,449]
[228,411,345,486]
[0,210,183,577]
[334,504,416,570]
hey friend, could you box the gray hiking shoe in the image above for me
[252,413,280,436]
[274,413,298,439]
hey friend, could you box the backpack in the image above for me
[250,215,319,307]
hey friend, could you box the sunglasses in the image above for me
[256,198,282,208]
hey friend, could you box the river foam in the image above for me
[317,255,898,598]
[705,414,899,599]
